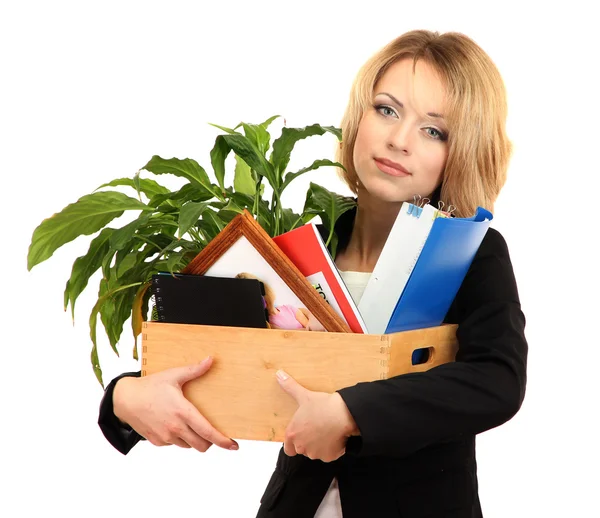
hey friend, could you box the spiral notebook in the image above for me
[151,272,269,328]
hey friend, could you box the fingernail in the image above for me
[276,370,289,382]
[229,441,239,450]
[201,356,212,365]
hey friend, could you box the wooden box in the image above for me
[141,322,458,442]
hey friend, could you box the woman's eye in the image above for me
[425,127,447,141]
[374,104,397,118]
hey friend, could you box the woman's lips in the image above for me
[374,158,411,177]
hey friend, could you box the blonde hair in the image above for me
[336,30,512,217]
[235,272,276,314]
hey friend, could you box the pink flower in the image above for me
[269,304,305,330]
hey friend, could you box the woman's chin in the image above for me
[359,177,413,204]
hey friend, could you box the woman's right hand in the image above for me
[112,356,239,453]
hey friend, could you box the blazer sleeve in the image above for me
[98,371,146,455]
[337,228,528,458]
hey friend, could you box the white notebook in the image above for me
[358,202,440,334]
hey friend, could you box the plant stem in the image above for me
[326,225,335,248]
[270,189,277,235]
[253,176,262,217]
[290,215,303,231]
[187,227,205,246]
[133,234,161,249]
[273,188,284,236]
[145,238,182,271]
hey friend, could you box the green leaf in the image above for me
[140,236,185,274]
[96,177,170,201]
[148,183,215,209]
[281,208,303,233]
[259,115,281,131]
[196,209,224,242]
[219,199,244,215]
[166,251,187,273]
[281,159,344,193]
[151,248,198,274]
[202,209,226,233]
[104,234,158,281]
[141,155,223,200]
[133,171,142,197]
[64,227,115,320]
[27,191,152,271]
[99,256,152,355]
[89,280,142,384]
[131,281,151,360]
[110,219,177,269]
[91,341,103,387]
[136,232,178,255]
[270,124,341,180]
[227,190,272,234]
[222,134,277,188]
[208,123,240,135]
[109,214,151,251]
[209,135,231,193]
[99,289,123,353]
[302,183,357,256]
[242,123,271,156]
[97,278,120,353]
[178,201,211,239]
[216,198,245,225]
[319,126,342,140]
[233,155,256,196]
[115,251,140,279]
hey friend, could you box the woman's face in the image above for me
[352,58,449,203]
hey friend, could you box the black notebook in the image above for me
[151,272,269,328]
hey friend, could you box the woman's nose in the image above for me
[386,122,412,155]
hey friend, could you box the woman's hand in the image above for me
[113,357,239,453]
[276,370,359,462]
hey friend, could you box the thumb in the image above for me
[276,370,308,403]
[171,357,213,386]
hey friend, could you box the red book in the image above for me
[273,223,367,334]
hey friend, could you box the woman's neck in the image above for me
[335,189,402,272]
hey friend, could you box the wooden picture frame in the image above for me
[181,209,350,333]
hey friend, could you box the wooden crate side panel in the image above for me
[142,322,389,442]
[387,324,459,376]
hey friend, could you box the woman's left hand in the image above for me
[276,370,359,462]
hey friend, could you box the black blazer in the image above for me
[98,205,528,518]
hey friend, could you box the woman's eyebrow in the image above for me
[376,92,445,119]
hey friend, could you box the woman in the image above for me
[99,30,527,517]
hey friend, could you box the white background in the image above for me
[2,1,599,516]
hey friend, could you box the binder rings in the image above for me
[152,273,269,328]
[385,206,493,333]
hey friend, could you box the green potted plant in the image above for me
[27,115,357,386]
